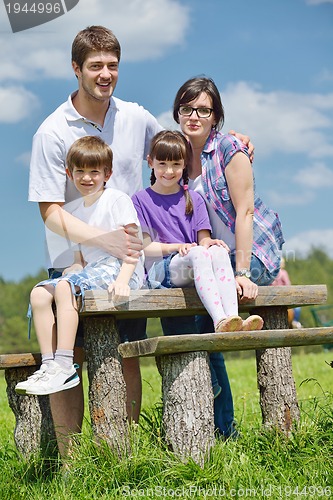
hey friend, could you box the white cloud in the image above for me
[266,190,315,207]
[295,162,333,188]
[0,87,39,123]
[306,0,333,5]
[284,229,333,259]
[0,0,190,82]
[222,82,333,159]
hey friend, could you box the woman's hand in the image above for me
[236,276,258,301]
[178,242,197,256]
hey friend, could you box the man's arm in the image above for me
[39,202,143,263]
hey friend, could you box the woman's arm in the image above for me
[225,152,258,299]
[39,202,142,264]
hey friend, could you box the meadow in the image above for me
[0,347,332,499]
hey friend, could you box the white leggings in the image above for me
[169,245,238,327]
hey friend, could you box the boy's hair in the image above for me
[72,25,121,69]
[149,130,194,215]
[66,136,113,176]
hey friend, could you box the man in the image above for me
[29,25,252,455]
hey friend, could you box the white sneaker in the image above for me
[26,360,80,396]
[15,364,48,394]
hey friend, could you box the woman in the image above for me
[173,77,284,297]
[161,77,284,439]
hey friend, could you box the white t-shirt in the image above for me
[188,175,236,251]
[45,188,144,282]
[29,91,162,268]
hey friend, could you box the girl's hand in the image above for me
[178,242,197,256]
[200,237,230,253]
[236,276,258,301]
[108,282,131,303]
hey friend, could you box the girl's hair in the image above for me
[72,25,121,69]
[149,130,193,215]
[173,76,225,130]
[66,136,113,176]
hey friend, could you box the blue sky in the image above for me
[0,0,332,282]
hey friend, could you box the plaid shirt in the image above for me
[200,129,284,273]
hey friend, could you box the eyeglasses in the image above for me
[178,105,214,119]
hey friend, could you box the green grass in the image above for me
[0,349,332,499]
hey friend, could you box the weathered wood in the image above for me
[0,353,41,369]
[156,351,215,465]
[118,326,333,358]
[5,366,56,457]
[81,285,327,318]
[253,306,300,433]
[82,315,129,455]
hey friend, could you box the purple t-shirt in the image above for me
[132,187,211,246]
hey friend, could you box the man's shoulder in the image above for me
[35,98,70,135]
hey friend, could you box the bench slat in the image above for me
[81,284,327,318]
[118,326,333,358]
[0,353,41,370]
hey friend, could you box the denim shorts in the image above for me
[48,268,147,347]
[229,253,279,285]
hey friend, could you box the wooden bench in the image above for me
[1,284,332,464]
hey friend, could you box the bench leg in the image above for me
[254,306,300,433]
[83,315,129,455]
[156,351,215,466]
[5,366,57,457]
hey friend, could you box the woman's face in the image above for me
[177,92,216,144]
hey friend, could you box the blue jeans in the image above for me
[161,314,236,438]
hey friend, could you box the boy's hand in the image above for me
[62,263,83,275]
[108,281,131,303]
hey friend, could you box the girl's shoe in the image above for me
[215,316,243,332]
[241,315,264,331]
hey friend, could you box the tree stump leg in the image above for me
[83,315,129,455]
[156,351,215,466]
[253,306,300,433]
[5,366,56,457]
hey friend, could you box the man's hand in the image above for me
[229,130,255,163]
[95,226,143,264]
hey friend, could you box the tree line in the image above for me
[0,248,332,354]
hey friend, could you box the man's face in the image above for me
[72,51,119,103]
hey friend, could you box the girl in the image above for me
[132,130,263,333]
[16,136,144,396]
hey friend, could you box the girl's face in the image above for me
[148,156,185,194]
[178,92,216,145]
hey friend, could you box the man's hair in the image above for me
[72,25,121,69]
[66,136,113,176]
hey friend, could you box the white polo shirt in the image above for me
[29,92,163,204]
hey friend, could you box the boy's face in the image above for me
[72,51,119,103]
[67,164,111,198]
